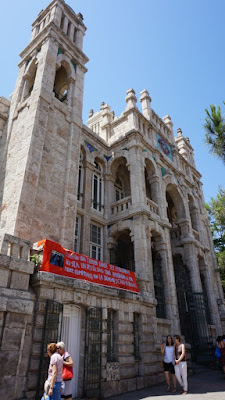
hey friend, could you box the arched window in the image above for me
[115,177,124,202]
[92,161,104,212]
[77,152,84,201]
[53,65,68,104]
[22,62,37,100]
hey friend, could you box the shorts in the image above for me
[163,361,175,374]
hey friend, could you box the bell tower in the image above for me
[0,0,88,248]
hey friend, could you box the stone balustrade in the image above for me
[0,233,31,260]
[146,198,158,215]
[111,196,132,216]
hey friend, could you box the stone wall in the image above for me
[27,269,164,399]
[0,234,35,400]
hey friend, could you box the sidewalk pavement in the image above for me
[108,369,225,400]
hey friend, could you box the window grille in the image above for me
[107,309,116,362]
[200,272,212,325]
[133,312,141,361]
[153,252,166,318]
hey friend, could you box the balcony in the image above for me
[111,196,132,217]
[147,198,158,215]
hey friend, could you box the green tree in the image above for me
[204,103,225,164]
[205,188,225,292]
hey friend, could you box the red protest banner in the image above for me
[36,239,139,293]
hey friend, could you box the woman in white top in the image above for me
[160,335,176,392]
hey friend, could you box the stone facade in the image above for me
[0,1,225,399]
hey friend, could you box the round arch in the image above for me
[56,54,76,81]
[166,183,186,221]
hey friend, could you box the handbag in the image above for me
[160,360,164,369]
[62,364,73,381]
[44,380,50,395]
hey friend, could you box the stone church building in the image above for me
[0,1,224,399]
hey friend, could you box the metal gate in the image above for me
[36,300,63,400]
[173,255,213,361]
[173,255,193,343]
[187,292,213,361]
[84,307,102,398]
[153,253,166,319]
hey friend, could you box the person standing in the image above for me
[160,335,176,392]
[57,341,74,400]
[46,342,63,400]
[174,335,188,395]
[217,336,225,375]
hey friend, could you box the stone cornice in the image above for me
[32,271,157,306]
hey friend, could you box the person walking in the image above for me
[46,342,63,400]
[57,341,74,400]
[174,335,188,395]
[160,335,176,392]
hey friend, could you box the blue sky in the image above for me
[1,0,224,203]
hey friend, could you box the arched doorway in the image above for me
[110,230,135,272]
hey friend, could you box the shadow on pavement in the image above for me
[108,370,225,400]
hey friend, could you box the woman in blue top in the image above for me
[160,335,176,392]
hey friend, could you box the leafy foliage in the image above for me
[205,188,225,292]
[30,253,42,267]
[204,103,225,164]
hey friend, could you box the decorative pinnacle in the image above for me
[89,109,94,117]
[140,89,152,103]
[77,12,84,21]
[125,88,137,109]
[177,128,183,137]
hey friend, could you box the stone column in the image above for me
[161,228,180,334]
[69,24,75,41]
[105,174,116,219]
[183,242,202,291]
[129,145,146,208]
[82,161,94,256]
[200,261,222,332]
[148,174,160,205]
[133,215,154,295]
[63,16,69,34]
